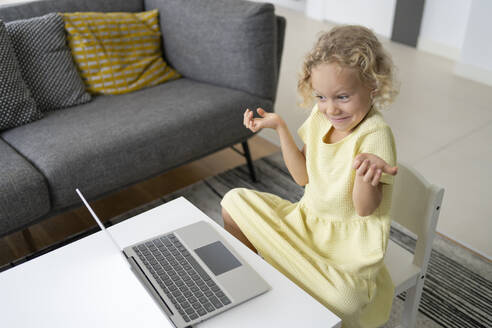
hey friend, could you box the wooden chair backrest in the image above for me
[390,162,445,270]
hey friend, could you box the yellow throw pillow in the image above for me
[62,10,180,95]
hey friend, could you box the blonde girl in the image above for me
[221,25,399,328]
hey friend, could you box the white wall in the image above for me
[459,0,492,70]
[261,0,306,12]
[300,0,491,86]
[418,0,472,60]
[454,0,492,86]
[305,0,397,38]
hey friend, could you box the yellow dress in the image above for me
[221,105,397,328]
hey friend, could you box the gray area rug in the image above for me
[113,152,491,328]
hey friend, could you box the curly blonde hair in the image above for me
[298,25,399,110]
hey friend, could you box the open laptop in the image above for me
[76,189,270,328]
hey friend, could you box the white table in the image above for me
[0,197,341,328]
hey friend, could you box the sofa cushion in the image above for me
[0,139,51,237]
[0,21,42,132]
[144,0,278,101]
[0,0,144,22]
[62,9,180,95]
[6,13,92,112]
[1,78,272,210]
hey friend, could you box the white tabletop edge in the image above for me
[0,196,341,328]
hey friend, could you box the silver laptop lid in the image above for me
[76,188,123,253]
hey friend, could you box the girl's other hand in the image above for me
[243,108,283,133]
[352,153,398,186]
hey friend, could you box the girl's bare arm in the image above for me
[352,153,398,216]
[244,108,308,186]
[352,176,383,216]
[277,122,309,186]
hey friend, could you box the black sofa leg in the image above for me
[242,141,257,182]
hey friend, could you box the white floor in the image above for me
[259,6,492,260]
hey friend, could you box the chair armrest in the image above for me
[145,0,282,101]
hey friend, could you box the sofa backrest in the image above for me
[0,0,144,22]
[145,0,281,102]
[1,0,285,103]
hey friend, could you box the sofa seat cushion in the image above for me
[0,139,51,237]
[1,78,272,210]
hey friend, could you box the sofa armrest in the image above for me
[274,15,286,103]
[145,0,281,102]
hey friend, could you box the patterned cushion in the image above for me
[62,9,180,95]
[6,13,91,112]
[0,21,42,131]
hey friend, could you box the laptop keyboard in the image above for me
[133,233,231,323]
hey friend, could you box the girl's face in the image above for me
[311,62,373,135]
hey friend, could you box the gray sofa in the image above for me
[0,0,285,238]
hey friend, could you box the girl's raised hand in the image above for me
[352,153,398,186]
[243,108,283,133]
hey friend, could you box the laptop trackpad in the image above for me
[194,241,242,276]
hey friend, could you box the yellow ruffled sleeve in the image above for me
[297,104,318,143]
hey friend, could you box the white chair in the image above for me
[383,162,445,328]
